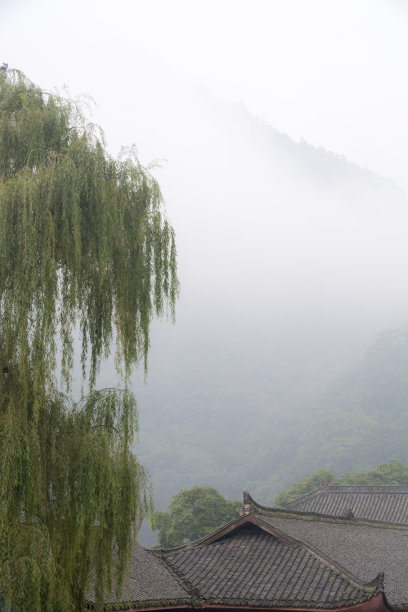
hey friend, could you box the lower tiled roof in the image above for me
[86,545,192,610]
[163,523,383,609]
[247,501,408,608]
[87,487,408,612]
[87,518,387,611]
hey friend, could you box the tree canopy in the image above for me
[334,459,408,486]
[273,460,408,506]
[0,70,178,610]
[273,469,335,506]
[154,486,240,548]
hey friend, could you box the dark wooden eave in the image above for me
[85,591,391,612]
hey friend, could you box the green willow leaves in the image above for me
[0,70,178,610]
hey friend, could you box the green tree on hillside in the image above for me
[154,486,240,548]
[273,469,335,506]
[274,460,408,506]
[0,70,178,611]
[334,459,408,486]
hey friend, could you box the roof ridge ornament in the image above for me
[365,572,385,592]
[243,490,252,515]
[343,507,354,520]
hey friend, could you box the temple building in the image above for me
[282,485,408,524]
[86,488,408,612]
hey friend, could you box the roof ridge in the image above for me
[323,485,408,492]
[158,514,305,551]
[246,496,408,530]
[281,485,408,512]
[155,512,384,599]
[156,515,387,610]
[152,515,242,552]
[282,487,325,508]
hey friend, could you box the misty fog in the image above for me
[2,0,408,544]
[68,44,408,525]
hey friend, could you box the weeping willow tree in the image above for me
[0,70,178,611]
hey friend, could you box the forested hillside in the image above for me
[135,327,408,545]
[135,327,408,518]
[253,328,408,503]
[274,460,408,506]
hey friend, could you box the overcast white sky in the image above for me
[1,0,407,190]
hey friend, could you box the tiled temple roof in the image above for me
[163,521,384,609]
[245,493,408,608]
[86,489,408,611]
[283,486,408,525]
[86,545,192,610]
[87,515,387,611]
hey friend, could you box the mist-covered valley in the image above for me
[70,44,408,541]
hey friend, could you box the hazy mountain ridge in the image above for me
[173,77,407,214]
[252,328,408,504]
[72,45,408,540]
[217,99,405,195]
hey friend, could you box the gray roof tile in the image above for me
[88,488,408,611]
[246,496,408,608]
[87,545,192,609]
[162,521,383,609]
[87,519,386,611]
[284,486,408,524]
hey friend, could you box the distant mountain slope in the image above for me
[132,326,408,523]
[310,329,408,467]
[77,44,408,529]
[252,328,408,504]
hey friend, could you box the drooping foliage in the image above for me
[0,70,178,610]
[154,486,240,548]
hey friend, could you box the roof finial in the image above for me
[242,491,251,515]
[343,507,354,520]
